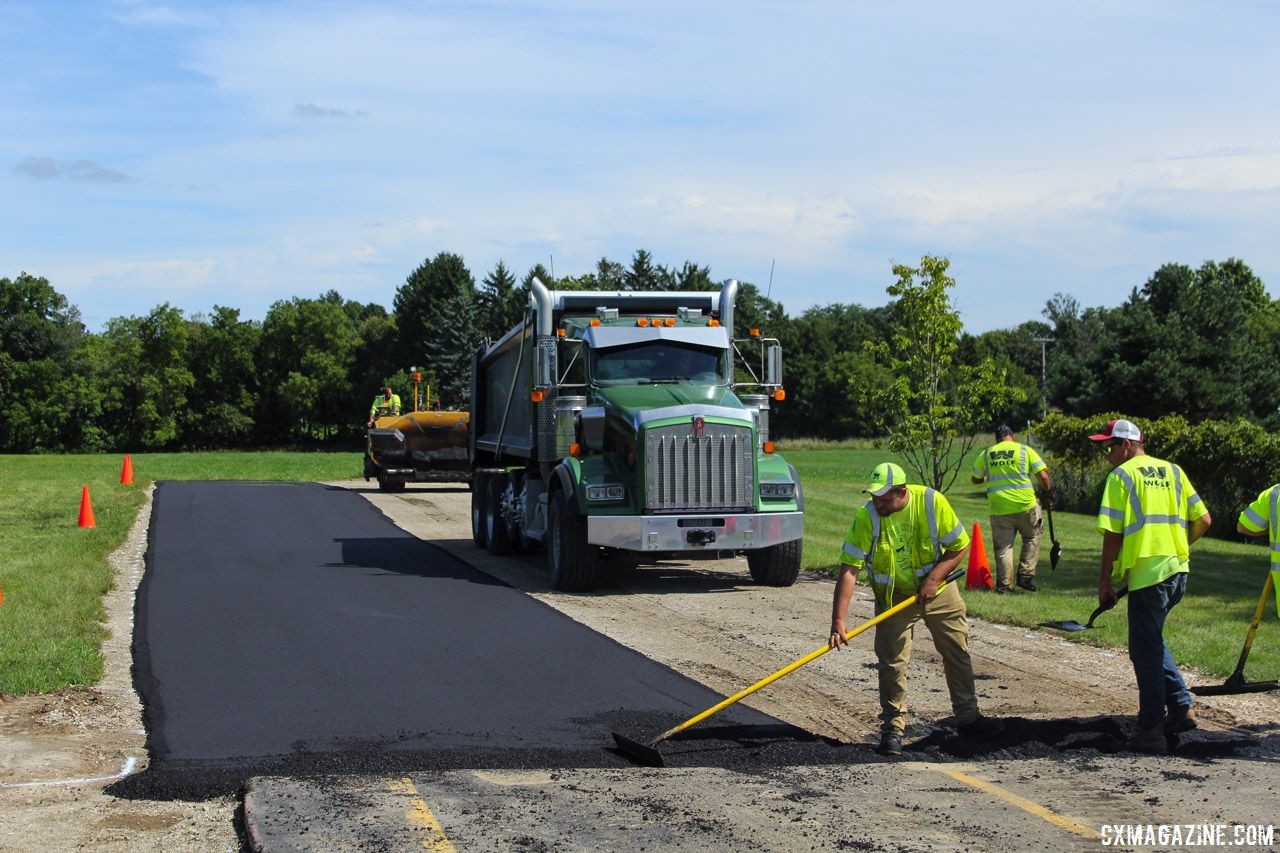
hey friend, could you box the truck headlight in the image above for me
[586,484,626,502]
[760,481,796,499]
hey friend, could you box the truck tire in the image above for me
[547,491,597,592]
[377,471,405,492]
[746,539,802,587]
[486,475,514,555]
[471,473,490,549]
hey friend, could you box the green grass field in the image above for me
[1,447,1276,696]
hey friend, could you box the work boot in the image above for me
[995,587,1014,595]
[956,715,1005,739]
[877,732,903,756]
[1163,706,1197,735]
[1126,726,1168,754]
[1016,578,1037,592]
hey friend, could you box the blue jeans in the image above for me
[1128,572,1192,729]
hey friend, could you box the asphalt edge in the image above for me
[241,777,268,853]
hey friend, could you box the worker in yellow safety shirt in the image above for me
[971,424,1052,593]
[368,386,401,427]
[829,462,1005,757]
[1091,418,1211,754]
[1235,484,1280,617]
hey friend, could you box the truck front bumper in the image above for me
[588,511,803,551]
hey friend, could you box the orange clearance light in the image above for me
[773,388,786,401]
[589,318,601,326]
[569,443,583,457]
[636,317,650,327]
[708,319,720,327]
[557,327,567,337]
[664,318,676,327]
[763,441,776,454]
[531,389,546,403]
[750,328,761,337]
[413,372,422,381]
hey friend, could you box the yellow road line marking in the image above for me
[388,777,457,852]
[926,764,1100,840]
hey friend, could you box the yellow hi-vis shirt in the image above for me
[972,440,1046,515]
[839,484,969,612]
[1096,455,1208,591]
[370,393,402,419]
[1236,484,1280,617]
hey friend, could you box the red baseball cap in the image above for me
[1089,418,1142,442]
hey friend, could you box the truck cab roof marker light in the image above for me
[664,318,676,327]
[773,388,786,401]
[636,318,650,327]
[589,319,601,327]
[708,319,720,327]
[557,328,567,337]
[763,441,776,454]
[750,328,761,337]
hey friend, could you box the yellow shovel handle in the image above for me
[651,567,963,745]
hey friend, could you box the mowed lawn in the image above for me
[1,447,1276,696]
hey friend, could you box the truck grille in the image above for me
[644,423,755,512]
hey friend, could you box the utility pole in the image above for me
[1033,336,1052,420]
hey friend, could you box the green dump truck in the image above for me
[469,278,803,591]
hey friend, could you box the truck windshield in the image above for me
[591,342,726,386]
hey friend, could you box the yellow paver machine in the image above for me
[364,372,470,491]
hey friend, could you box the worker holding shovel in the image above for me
[971,424,1053,593]
[1091,419,1211,754]
[1236,484,1280,618]
[830,462,1005,756]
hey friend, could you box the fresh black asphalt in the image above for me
[122,481,843,799]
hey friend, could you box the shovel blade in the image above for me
[612,732,665,767]
[1050,541,1062,571]
[1191,679,1280,696]
[1040,620,1088,632]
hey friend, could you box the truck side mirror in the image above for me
[579,406,607,452]
[765,344,783,386]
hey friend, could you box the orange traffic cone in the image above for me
[120,455,134,485]
[78,485,97,529]
[965,522,994,590]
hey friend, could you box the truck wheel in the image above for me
[377,472,404,492]
[747,539,802,587]
[471,473,490,549]
[486,475,514,556]
[547,491,596,592]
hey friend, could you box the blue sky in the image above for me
[2,1,1278,332]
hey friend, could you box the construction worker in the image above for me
[1235,484,1280,616]
[1090,418,1211,754]
[829,462,1005,756]
[971,425,1052,593]
[367,386,401,427]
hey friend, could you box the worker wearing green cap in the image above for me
[829,462,1004,755]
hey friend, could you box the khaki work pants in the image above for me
[990,504,1043,591]
[873,582,979,735]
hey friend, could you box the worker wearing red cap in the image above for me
[1090,418,1211,754]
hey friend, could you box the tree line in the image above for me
[3,252,1278,454]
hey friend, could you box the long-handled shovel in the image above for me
[612,566,966,767]
[1046,504,1062,570]
[1192,573,1279,696]
[1041,587,1128,632]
